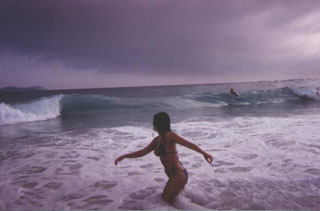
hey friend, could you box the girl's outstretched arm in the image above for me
[169,132,213,163]
[114,138,156,165]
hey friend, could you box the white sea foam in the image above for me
[1,113,320,210]
[0,95,63,125]
[292,86,320,101]
[1,79,320,210]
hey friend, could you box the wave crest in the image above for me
[0,95,63,125]
[1,85,319,126]
[292,87,320,101]
[187,86,320,106]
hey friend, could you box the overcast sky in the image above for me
[0,0,320,89]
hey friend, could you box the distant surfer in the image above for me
[115,112,213,205]
[230,88,239,97]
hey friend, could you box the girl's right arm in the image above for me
[114,138,156,165]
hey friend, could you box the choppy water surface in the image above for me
[0,79,320,210]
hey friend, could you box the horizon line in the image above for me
[1,77,316,92]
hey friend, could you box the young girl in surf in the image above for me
[115,112,213,204]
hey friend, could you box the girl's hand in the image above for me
[115,155,126,165]
[203,152,213,164]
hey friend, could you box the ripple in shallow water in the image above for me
[239,153,258,160]
[87,156,100,161]
[55,163,82,176]
[139,163,154,169]
[21,182,38,188]
[228,166,252,173]
[43,182,63,189]
[264,138,296,149]
[127,171,141,176]
[212,160,234,167]
[83,195,113,206]
[13,166,47,175]
[129,186,157,200]
[59,151,80,159]
[62,193,84,201]
[92,180,117,190]
[294,196,320,209]
[303,168,320,175]
[154,178,165,183]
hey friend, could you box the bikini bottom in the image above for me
[173,168,188,184]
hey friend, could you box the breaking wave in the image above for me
[0,95,63,125]
[187,86,320,106]
[1,86,319,125]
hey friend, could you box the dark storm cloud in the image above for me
[0,0,320,83]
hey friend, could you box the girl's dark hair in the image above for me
[153,112,171,134]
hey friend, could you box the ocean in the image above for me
[0,79,320,210]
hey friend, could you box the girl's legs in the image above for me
[162,170,187,204]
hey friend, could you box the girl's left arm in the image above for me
[169,132,213,163]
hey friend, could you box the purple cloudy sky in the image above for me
[0,0,320,89]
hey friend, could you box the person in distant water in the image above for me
[230,88,239,97]
[115,112,213,204]
[317,91,320,96]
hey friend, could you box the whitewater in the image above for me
[0,79,320,210]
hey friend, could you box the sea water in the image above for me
[0,79,320,210]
